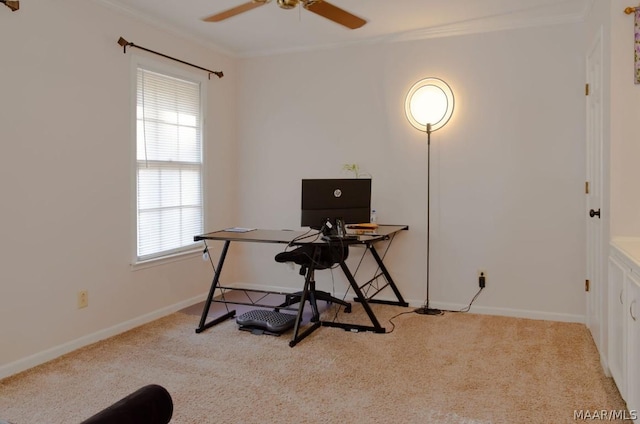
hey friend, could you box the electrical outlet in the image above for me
[77,290,88,309]
[478,270,487,288]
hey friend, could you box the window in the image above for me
[135,64,204,262]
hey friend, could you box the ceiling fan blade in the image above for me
[202,1,267,22]
[304,1,366,29]
[1,0,20,11]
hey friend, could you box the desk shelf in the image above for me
[210,285,298,310]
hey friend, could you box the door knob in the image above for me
[589,209,601,218]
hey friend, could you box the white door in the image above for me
[586,28,604,350]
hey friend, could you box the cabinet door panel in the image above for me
[626,271,640,420]
[609,255,627,399]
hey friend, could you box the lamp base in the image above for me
[414,306,443,315]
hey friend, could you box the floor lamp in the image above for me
[404,77,455,315]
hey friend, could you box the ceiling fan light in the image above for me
[277,0,299,10]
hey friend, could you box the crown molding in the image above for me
[91,0,235,57]
[386,1,592,44]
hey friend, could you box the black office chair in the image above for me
[275,243,351,322]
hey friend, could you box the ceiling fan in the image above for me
[203,0,366,30]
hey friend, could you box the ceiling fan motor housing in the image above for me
[277,0,299,9]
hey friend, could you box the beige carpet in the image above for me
[0,304,627,424]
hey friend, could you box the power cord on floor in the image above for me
[441,287,484,313]
[385,287,485,333]
[386,310,415,334]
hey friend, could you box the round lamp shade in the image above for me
[405,78,454,132]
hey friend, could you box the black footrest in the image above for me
[236,309,296,334]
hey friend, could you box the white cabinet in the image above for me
[627,271,640,418]
[610,239,640,423]
[608,255,626,399]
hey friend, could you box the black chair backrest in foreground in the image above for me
[79,384,173,424]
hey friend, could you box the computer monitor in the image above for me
[301,178,372,231]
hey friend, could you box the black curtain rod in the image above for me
[117,37,223,79]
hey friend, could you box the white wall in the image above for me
[0,0,237,377]
[234,23,587,321]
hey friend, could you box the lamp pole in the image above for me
[415,124,441,315]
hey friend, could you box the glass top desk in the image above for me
[193,225,409,347]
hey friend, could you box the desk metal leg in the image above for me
[321,261,385,334]
[289,258,321,347]
[196,240,236,333]
[363,244,409,307]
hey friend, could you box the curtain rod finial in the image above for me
[118,37,132,53]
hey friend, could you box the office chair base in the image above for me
[282,290,351,322]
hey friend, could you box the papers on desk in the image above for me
[347,223,379,236]
[347,223,378,230]
[224,227,256,233]
[349,230,379,236]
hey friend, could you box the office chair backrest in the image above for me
[275,244,348,270]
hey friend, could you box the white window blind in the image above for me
[136,67,203,262]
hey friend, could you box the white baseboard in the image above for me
[227,282,298,294]
[0,293,207,381]
[427,300,585,323]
